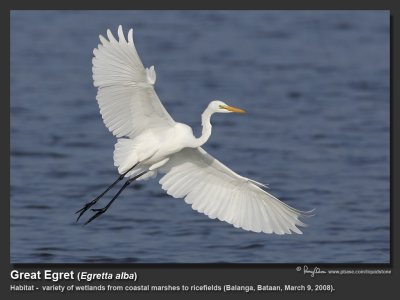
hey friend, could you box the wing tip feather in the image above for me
[107,29,117,42]
[128,28,133,44]
[117,25,127,43]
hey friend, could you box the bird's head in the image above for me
[209,100,246,114]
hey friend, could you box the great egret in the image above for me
[76,25,313,234]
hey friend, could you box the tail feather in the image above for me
[113,138,156,180]
[113,139,138,176]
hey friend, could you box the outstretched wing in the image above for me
[159,147,313,234]
[92,25,175,138]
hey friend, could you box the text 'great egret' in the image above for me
[76,26,313,234]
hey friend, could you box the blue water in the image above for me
[10,11,390,263]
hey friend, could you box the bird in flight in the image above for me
[76,25,313,234]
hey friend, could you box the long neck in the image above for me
[194,108,213,147]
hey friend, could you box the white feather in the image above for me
[92,26,175,139]
[160,147,312,234]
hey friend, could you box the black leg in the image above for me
[75,163,139,222]
[84,171,147,225]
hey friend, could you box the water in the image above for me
[10,11,389,263]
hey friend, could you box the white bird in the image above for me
[76,25,313,234]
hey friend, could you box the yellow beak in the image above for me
[220,105,246,114]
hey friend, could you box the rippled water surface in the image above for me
[11,11,389,263]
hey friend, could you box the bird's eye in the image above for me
[219,105,225,109]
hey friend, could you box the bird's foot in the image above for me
[84,207,108,225]
[75,200,98,222]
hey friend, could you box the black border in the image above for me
[3,0,399,298]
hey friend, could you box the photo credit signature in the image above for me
[296,265,327,277]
